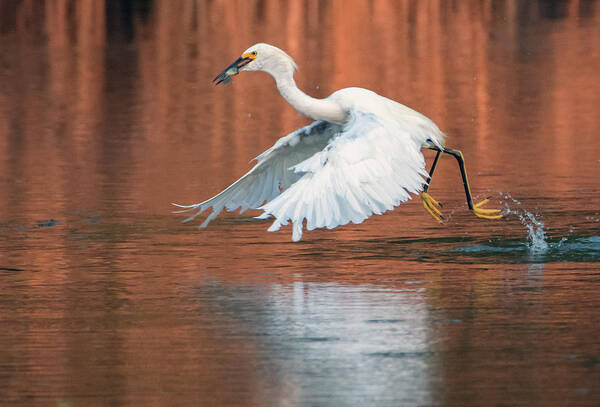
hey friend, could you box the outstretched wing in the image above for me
[257,112,429,241]
[174,120,342,227]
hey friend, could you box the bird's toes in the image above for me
[473,210,503,220]
[474,198,490,208]
[475,207,502,215]
[421,192,442,208]
[421,193,444,222]
[472,199,503,220]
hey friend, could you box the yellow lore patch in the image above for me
[242,51,257,60]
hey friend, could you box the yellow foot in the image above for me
[421,192,443,222]
[472,198,503,220]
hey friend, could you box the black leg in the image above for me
[441,148,474,210]
[423,149,442,193]
[421,147,444,221]
[424,146,501,219]
[425,146,473,209]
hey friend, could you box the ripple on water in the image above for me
[448,235,600,264]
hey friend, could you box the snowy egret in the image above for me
[174,43,501,241]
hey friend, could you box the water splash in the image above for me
[519,211,549,255]
[500,193,549,255]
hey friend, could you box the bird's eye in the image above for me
[251,51,257,56]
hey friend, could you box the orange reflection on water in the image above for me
[1,1,600,405]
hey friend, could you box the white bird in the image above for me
[174,43,501,241]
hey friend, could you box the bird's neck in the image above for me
[272,71,347,125]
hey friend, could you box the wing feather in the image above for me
[174,120,341,226]
[257,112,429,241]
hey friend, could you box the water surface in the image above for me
[1,1,599,406]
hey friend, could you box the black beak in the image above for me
[213,56,253,85]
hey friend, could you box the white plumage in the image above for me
[174,43,448,241]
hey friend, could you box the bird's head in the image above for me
[213,43,298,85]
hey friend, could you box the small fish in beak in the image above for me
[213,56,254,85]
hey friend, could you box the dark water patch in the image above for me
[385,236,475,245]
[342,234,599,265]
[293,337,341,343]
[368,351,433,359]
[366,319,407,324]
[0,267,24,272]
[447,235,600,264]
[36,219,59,228]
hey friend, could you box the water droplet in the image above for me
[501,193,548,255]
